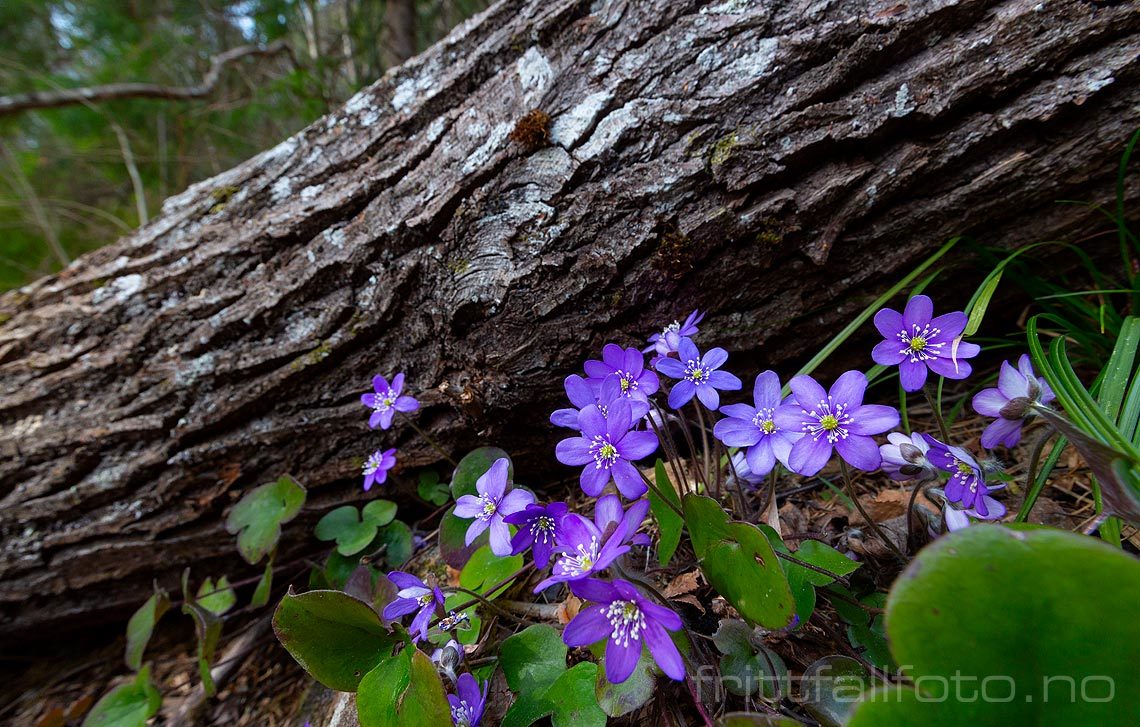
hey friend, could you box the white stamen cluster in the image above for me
[801,396,853,443]
[531,515,556,544]
[895,322,945,362]
[590,434,620,470]
[606,599,646,648]
[751,406,777,435]
[615,369,638,394]
[683,358,709,384]
[451,703,473,727]
[372,387,397,412]
[362,453,384,475]
[478,495,498,521]
[560,537,600,576]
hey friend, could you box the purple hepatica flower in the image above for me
[921,435,999,517]
[564,578,684,684]
[550,375,644,430]
[971,354,1056,449]
[533,501,648,592]
[594,494,651,547]
[872,295,981,392]
[714,370,802,477]
[645,309,705,357]
[655,337,742,410]
[584,344,660,407]
[555,399,658,499]
[362,448,397,491]
[448,672,487,727]
[361,373,419,429]
[775,371,900,476]
[504,501,568,569]
[879,432,936,482]
[382,571,445,642]
[728,451,766,488]
[453,458,535,556]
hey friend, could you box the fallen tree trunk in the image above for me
[1,0,1137,643]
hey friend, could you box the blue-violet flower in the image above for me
[361,372,419,430]
[654,337,741,410]
[971,354,1055,448]
[453,458,535,556]
[871,295,981,392]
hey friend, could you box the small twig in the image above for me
[774,550,851,588]
[637,468,685,519]
[0,41,292,116]
[840,460,907,562]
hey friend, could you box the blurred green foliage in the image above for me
[0,0,488,291]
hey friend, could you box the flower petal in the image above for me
[565,375,595,408]
[703,347,729,370]
[372,375,389,393]
[678,337,699,364]
[387,571,426,590]
[562,606,611,647]
[499,489,536,516]
[926,354,972,380]
[753,370,782,409]
[902,295,933,329]
[578,404,608,438]
[872,340,906,366]
[898,359,928,392]
[789,436,832,476]
[981,417,1023,449]
[720,403,757,420]
[556,436,594,466]
[696,384,720,410]
[643,620,685,680]
[550,407,581,429]
[453,494,484,519]
[848,404,900,436]
[998,359,1030,399]
[745,440,776,477]
[612,460,649,498]
[829,370,868,407]
[972,388,1007,418]
[835,434,883,471]
[668,380,696,409]
[714,417,762,447]
[707,370,742,391]
[618,429,658,461]
[580,465,611,496]
[594,494,624,531]
[488,517,512,556]
[928,311,967,339]
[464,517,489,546]
[655,357,686,379]
[605,637,642,684]
[606,399,634,441]
[874,307,904,339]
[788,375,827,411]
[478,458,509,499]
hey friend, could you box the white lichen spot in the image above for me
[1086,75,1114,93]
[426,117,447,142]
[517,47,553,102]
[462,122,512,174]
[306,250,316,263]
[701,0,753,13]
[697,45,724,72]
[175,352,216,387]
[723,38,778,82]
[93,273,145,304]
[301,183,325,202]
[893,83,916,117]
[392,70,436,112]
[549,91,612,148]
[324,227,346,249]
[344,90,375,116]
[271,176,293,203]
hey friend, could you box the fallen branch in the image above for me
[0,41,291,116]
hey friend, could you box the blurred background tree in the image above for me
[0,0,488,291]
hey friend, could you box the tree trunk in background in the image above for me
[1,0,1138,644]
[384,0,417,66]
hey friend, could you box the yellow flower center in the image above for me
[600,443,617,460]
[761,420,776,434]
[908,336,927,352]
[819,414,839,431]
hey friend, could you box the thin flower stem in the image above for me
[839,460,907,561]
[648,403,690,495]
[674,405,710,493]
[399,412,458,466]
[1020,428,1057,522]
[922,384,952,442]
[898,382,909,433]
[693,403,714,497]
[774,550,851,588]
[905,475,936,555]
[637,468,686,519]
[430,563,535,627]
[723,447,750,521]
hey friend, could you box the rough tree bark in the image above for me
[1,0,1138,644]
